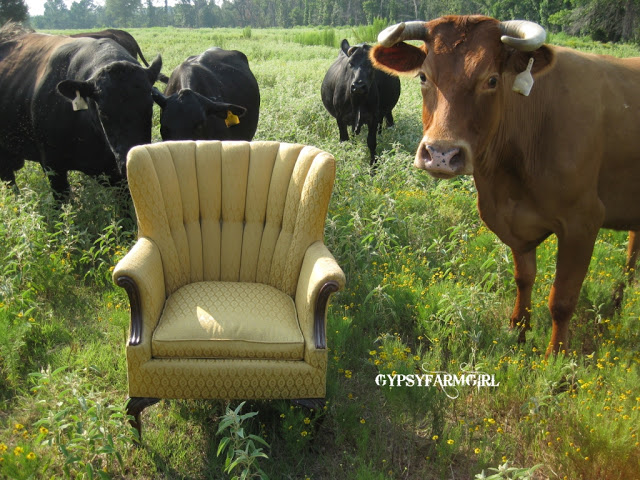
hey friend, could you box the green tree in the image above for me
[195,0,214,27]
[68,0,97,28]
[43,0,69,28]
[1,0,28,23]
[105,0,142,26]
[173,0,195,26]
[558,0,640,42]
[146,0,158,25]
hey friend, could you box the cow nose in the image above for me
[351,81,367,94]
[415,143,466,177]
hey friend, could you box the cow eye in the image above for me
[486,76,499,89]
[418,73,427,83]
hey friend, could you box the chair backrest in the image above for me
[126,140,336,297]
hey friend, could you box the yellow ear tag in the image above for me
[225,110,240,127]
[513,58,535,97]
[72,90,89,111]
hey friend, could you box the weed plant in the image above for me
[217,402,270,479]
[1,27,639,479]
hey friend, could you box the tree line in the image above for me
[1,0,639,43]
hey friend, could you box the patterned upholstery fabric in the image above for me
[113,140,345,402]
[152,282,304,360]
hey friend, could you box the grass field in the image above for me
[1,26,640,479]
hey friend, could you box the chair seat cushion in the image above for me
[151,281,304,360]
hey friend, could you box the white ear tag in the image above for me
[72,90,89,111]
[513,57,535,96]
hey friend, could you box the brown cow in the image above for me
[370,15,640,357]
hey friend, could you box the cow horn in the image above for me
[500,20,546,52]
[377,21,428,47]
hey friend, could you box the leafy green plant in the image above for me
[33,366,137,479]
[475,460,543,479]
[217,402,270,480]
[0,365,137,479]
[0,423,49,480]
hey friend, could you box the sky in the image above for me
[26,0,101,16]
[25,0,177,16]
[26,0,57,16]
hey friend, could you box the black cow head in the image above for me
[57,55,163,176]
[151,88,247,141]
[341,39,375,97]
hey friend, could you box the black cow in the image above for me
[321,39,401,166]
[70,29,169,83]
[71,29,150,66]
[152,47,260,141]
[0,23,162,200]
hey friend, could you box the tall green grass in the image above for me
[1,27,639,479]
[291,27,337,47]
[288,17,389,47]
[351,16,390,43]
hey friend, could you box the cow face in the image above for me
[371,16,553,179]
[152,88,247,141]
[57,55,163,175]
[341,40,375,100]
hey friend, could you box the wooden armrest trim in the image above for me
[116,275,143,346]
[314,281,340,350]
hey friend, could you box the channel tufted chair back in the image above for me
[113,140,345,439]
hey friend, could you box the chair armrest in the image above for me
[113,237,166,347]
[295,241,346,353]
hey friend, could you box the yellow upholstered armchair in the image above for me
[113,140,345,437]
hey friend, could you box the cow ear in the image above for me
[203,98,247,120]
[370,42,427,76]
[146,55,163,85]
[57,80,96,102]
[340,39,351,56]
[151,87,167,108]
[506,45,555,79]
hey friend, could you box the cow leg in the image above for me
[625,230,640,282]
[0,151,25,193]
[613,230,640,309]
[546,230,598,357]
[0,168,19,193]
[366,123,377,167]
[47,169,71,203]
[384,112,395,128]
[337,120,349,142]
[510,248,537,342]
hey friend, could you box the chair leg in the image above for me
[292,398,326,410]
[127,397,160,442]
